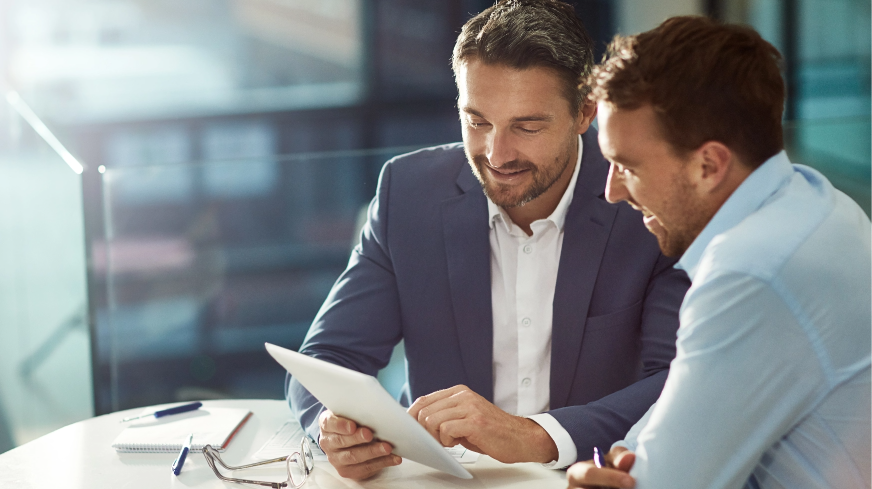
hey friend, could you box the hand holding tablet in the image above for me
[317,409,402,480]
[265,343,473,480]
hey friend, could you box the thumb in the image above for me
[613,451,636,472]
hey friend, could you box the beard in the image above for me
[467,149,574,209]
[649,218,694,258]
[648,174,709,257]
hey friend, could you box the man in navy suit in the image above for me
[288,0,689,480]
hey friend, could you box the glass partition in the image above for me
[0,93,91,451]
[89,145,421,414]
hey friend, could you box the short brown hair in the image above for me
[589,16,784,167]
[452,0,595,113]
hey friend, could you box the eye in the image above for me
[466,119,490,129]
[515,123,544,135]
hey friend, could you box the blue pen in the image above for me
[172,434,193,476]
[120,401,203,423]
[593,447,614,469]
[591,447,615,489]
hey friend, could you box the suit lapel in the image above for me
[550,129,618,409]
[441,165,494,401]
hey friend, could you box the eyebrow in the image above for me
[601,148,634,167]
[460,106,554,123]
[611,154,638,167]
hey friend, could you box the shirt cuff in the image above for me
[527,413,578,469]
[305,409,325,450]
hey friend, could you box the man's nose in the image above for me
[486,129,516,168]
[605,163,629,204]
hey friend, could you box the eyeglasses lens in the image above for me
[286,438,314,488]
[287,455,306,487]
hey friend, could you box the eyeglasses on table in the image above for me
[203,437,314,488]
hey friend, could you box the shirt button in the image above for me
[523,245,533,254]
[521,317,531,327]
[521,378,532,387]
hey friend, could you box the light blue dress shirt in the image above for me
[616,151,871,488]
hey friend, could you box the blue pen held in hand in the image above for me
[593,447,613,469]
[120,402,203,423]
[592,447,616,489]
[172,434,194,476]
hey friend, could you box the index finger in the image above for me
[320,410,358,435]
[408,385,468,419]
[566,461,635,489]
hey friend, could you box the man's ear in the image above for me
[691,141,734,194]
[576,101,597,134]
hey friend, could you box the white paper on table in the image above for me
[444,446,481,464]
[254,421,327,461]
[254,421,480,464]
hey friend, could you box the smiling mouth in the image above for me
[484,165,531,185]
[635,207,659,225]
[486,164,529,175]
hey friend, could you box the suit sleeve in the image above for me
[547,251,689,461]
[287,162,404,441]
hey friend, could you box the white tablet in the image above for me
[265,343,473,479]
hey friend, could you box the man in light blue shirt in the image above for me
[567,16,871,489]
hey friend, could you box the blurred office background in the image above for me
[0,0,867,453]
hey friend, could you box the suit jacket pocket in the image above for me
[584,300,643,333]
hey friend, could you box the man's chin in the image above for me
[656,238,680,257]
[652,231,693,258]
[482,183,533,208]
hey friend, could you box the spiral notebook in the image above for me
[112,406,252,453]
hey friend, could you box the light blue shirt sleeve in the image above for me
[630,272,829,489]
[611,402,654,452]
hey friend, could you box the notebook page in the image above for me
[112,406,251,453]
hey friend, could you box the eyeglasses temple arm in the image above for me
[224,456,290,470]
[204,456,287,488]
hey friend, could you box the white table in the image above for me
[0,400,568,488]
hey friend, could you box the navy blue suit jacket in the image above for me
[288,129,690,458]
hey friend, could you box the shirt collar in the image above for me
[676,150,794,280]
[488,134,583,233]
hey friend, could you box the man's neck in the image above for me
[504,144,579,236]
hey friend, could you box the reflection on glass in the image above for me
[0,92,91,449]
[3,0,465,421]
[6,0,364,124]
[91,146,422,413]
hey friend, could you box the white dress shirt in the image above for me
[487,134,581,469]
